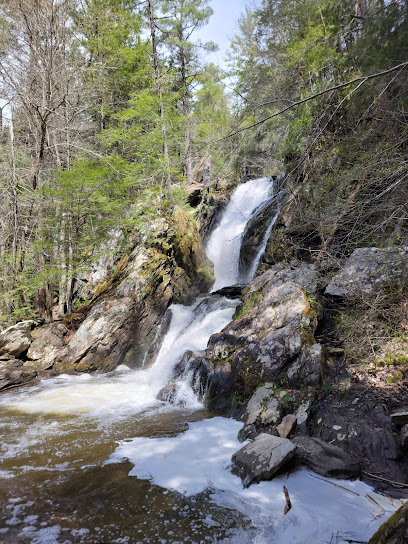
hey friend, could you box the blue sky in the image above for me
[195,0,250,69]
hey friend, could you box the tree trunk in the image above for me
[147,0,173,200]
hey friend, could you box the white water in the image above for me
[107,417,402,544]
[206,177,274,291]
[0,296,239,417]
[0,177,401,542]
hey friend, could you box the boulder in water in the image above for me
[292,437,361,479]
[0,364,38,391]
[231,433,296,487]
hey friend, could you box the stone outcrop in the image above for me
[0,320,35,357]
[202,263,322,412]
[0,360,37,391]
[239,187,287,276]
[26,322,69,370]
[325,247,408,298]
[231,433,296,487]
[292,437,361,479]
[51,207,213,374]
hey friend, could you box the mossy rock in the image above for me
[368,502,408,544]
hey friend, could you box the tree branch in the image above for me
[216,62,408,141]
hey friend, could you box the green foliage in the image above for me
[234,291,260,320]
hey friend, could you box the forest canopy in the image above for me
[0,0,407,325]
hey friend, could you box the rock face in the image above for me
[231,433,296,487]
[0,320,35,357]
[0,361,37,391]
[53,207,214,374]
[293,437,361,479]
[203,264,322,412]
[26,322,69,370]
[325,247,408,297]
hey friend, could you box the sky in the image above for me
[195,0,250,69]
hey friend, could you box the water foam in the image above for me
[106,417,402,543]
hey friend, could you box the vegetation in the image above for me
[0,0,407,328]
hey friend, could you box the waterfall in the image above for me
[0,177,399,544]
[206,177,274,291]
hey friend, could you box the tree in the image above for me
[160,0,215,185]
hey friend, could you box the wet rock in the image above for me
[212,284,246,299]
[0,320,35,357]
[231,433,296,487]
[401,425,408,451]
[157,383,178,403]
[26,322,68,370]
[204,267,319,412]
[0,365,37,391]
[325,247,408,298]
[239,189,287,276]
[391,408,408,427]
[172,350,196,378]
[313,399,405,493]
[292,437,361,479]
[277,414,297,438]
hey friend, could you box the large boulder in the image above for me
[325,247,408,298]
[54,208,213,374]
[203,264,321,412]
[293,437,361,479]
[231,433,296,487]
[0,320,35,357]
[26,322,69,370]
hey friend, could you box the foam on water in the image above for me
[106,417,402,543]
[206,177,274,291]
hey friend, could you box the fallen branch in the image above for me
[216,62,408,141]
[363,471,408,488]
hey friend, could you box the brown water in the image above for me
[0,406,253,544]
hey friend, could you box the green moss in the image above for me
[368,503,407,544]
[234,291,260,320]
[387,370,404,383]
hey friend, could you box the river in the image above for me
[0,178,401,543]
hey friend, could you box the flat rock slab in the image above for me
[391,408,408,427]
[293,437,360,479]
[231,433,296,487]
[0,365,38,391]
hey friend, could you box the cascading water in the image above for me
[206,177,274,291]
[0,178,401,544]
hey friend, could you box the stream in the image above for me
[0,178,402,543]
